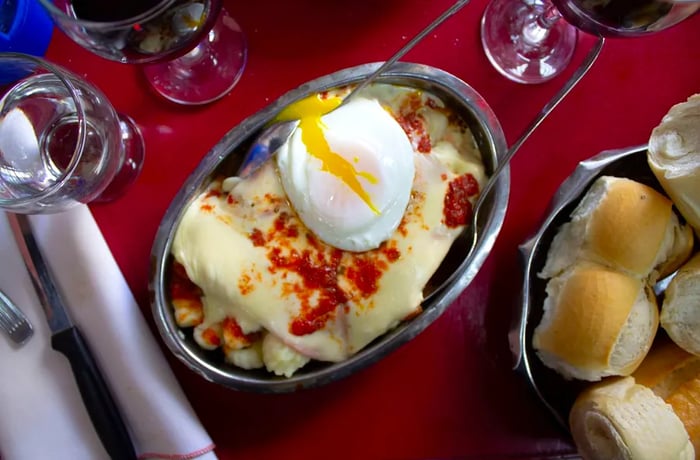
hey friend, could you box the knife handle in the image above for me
[52,327,137,460]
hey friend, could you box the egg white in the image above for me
[276,97,415,252]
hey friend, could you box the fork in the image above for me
[0,288,33,345]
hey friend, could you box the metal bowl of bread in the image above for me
[149,62,510,392]
[516,94,700,459]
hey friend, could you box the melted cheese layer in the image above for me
[171,84,486,372]
[173,153,460,361]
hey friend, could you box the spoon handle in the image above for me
[348,0,471,100]
[477,36,606,209]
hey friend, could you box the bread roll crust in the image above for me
[648,94,700,236]
[534,263,658,381]
[661,252,700,356]
[668,378,700,456]
[540,176,691,282]
[634,338,700,399]
[569,376,695,460]
[633,339,700,458]
[586,177,672,277]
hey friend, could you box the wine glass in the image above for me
[37,0,247,105]
[0,52,145,213]
[481,0,700,84]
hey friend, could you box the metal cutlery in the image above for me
[0,288,33,345]
[6,212,137,460]
[238,0,471,178]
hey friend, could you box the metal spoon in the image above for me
[422,37,605,303]
[238,0,470,178]
[0,288,33,345]
[464,37,606,263]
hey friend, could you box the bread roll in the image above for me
[539,175,693,282]
[661,252,700,356]
[569,376,695,460]
[533,263,658,381]
[634,339,700,458]
[648,94,700,236]
[634,336,700,399]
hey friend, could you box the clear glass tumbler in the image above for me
[0,53,145,213]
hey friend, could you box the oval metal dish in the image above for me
[150,62,510,392]
[515,144,663,431]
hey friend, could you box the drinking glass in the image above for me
[481,0,700,84]
[0,53,145,213]
[37,0,247,105]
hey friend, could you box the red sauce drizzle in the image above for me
[170,262,202,301]
[274,212,299,239]
[383,246,401,262]
[257,207,349,336]
[397,111,431,153]
[267,246,348,336]
[345,257,384,298]
[444,174,480,228]
[249,228,265,247]
[223,316,260,345]
[201,328,221,347]
[396,93,432,153]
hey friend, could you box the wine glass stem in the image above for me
[537,3,563,28]
[523,2,563,46]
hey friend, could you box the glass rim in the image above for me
[0,52,88,208]
[36,0,177,30]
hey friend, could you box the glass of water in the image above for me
[0,52,145,213]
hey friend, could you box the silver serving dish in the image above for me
[515,144,659,431]
[150,62,509,392]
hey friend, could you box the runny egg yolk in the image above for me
[275,94,380,214]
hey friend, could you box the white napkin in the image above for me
[0,206,217,460]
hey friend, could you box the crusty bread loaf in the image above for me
[634,339,700,458]
[648,94,700,237]
[569,376,695,460]
[533,262,658,381]
[660,252,700,357]
[539,175,694,283]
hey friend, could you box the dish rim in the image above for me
[149,61,510,392]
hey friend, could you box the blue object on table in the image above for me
[0,0,53,56]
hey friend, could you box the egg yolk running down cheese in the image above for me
[170,84,487,377]
[275,94,415,252]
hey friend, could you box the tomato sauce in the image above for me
[223,316,260,345]
[170,262,202,301]
[201,328,221,347]
[444,173,480,228]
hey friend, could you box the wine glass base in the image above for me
[94,114,145,202]
[480,0,578,84]
[143,8,248,105]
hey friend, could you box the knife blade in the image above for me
[7,212,137,460]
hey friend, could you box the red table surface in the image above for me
[42,1,700,459]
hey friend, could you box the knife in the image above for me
[7,212,137,460]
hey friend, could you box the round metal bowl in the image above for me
[515,144,661,431]
[150,62,510,392]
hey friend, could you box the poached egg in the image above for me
[275,94,415,252]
